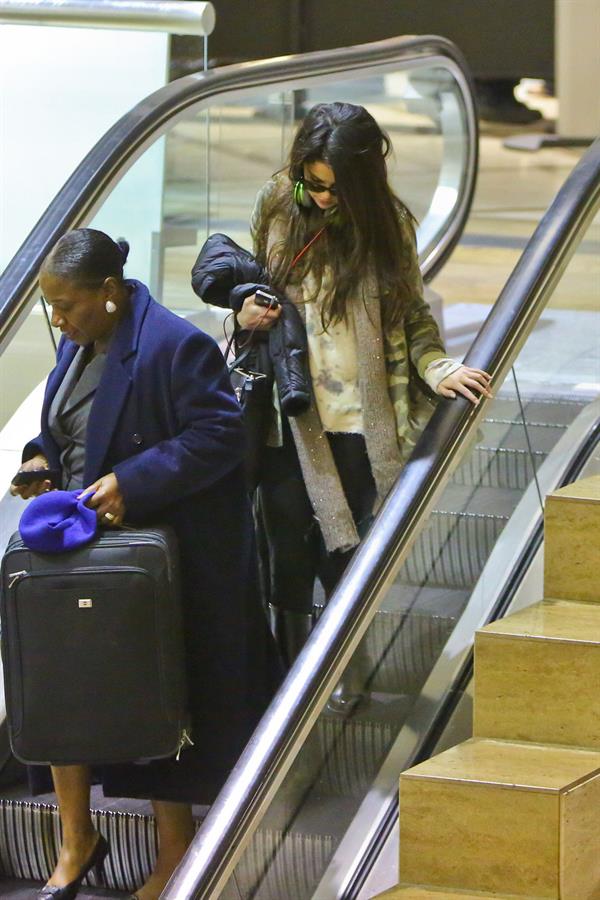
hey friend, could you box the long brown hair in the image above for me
[253,102,419,331]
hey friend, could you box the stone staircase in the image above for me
[372,474,600,899]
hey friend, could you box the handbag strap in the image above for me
[227,345,254,372]
[289,224,327,271]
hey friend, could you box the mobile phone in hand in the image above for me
[254,289,280,309]
[11,468,60,487]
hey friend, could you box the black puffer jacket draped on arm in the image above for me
[191,233,310,417]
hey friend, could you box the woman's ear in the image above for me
[102,276,119,299]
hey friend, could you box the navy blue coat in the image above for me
[26,280,280,803]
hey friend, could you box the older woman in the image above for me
[10,228,279,900]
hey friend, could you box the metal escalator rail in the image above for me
[0,0,216,35]
[0,33,477,354]
[163,137,600,900]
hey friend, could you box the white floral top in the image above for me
[304,272,461,434]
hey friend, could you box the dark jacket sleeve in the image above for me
[113,330,245,517]
[191,233,269,312]
[190,229,311,417]
[22,436,46,464]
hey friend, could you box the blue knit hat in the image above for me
[19,490,98,553]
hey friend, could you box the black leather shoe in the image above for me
[37,832,109,899]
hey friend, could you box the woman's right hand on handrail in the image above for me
[236,294,282,331]
[9,454,54,500]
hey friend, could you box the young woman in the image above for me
[235,102,492,676]
[10,229,279,900]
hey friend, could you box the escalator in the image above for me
[0,33,598,900]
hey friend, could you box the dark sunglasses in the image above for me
[303,178,337,196]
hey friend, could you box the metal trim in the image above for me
[0,0,216,35]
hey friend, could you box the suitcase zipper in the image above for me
[6,532,175,580]
[175,728,194,761]
[7,570,27,588]
[8,566,151,587]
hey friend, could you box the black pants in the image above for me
[256,421,376,614]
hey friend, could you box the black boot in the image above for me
[327,636,371,714]
[268,603,314,669]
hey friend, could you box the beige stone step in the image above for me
[544,474,600,603]
[370,886,541,899]
[473,599,600,748]
[399,738,600,898]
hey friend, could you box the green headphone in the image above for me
[293,179,313,209]
[293,179,341,227]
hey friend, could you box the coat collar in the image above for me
[83,279,151,483]
[42,280,152,485]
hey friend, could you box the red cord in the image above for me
[226,224,327,361]
[289,225,327,270]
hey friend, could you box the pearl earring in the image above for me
[105,300,117,314]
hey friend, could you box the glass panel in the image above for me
[222,211,599,898]
[0,302,56,432]
[301,65,466,253]
[86,57,471,347]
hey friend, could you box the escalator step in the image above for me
[452,444,546,490]
[0,797,157,893]
[0,792,339,900]
[316,585,468,696]
[452,395,585,490]
[229,825,335,900]
[401,484,520,589]
[0,881,125,898]
[315,694,413,797]
[486,395,586,427]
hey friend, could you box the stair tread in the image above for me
[432,483,521,518]
[483,395,586,427]
[372,885,542,899]
[549,473,600,503]
[479,420,568,454]
[316,584,469,619]
[478,598,600,644]
[323,691,413,726]
[0,881,126,899]
[401,738,600,792]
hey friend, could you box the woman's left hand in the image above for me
[437,366,493,405]
[80,472,126,527]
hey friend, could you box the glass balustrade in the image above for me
[217,203,599,900]
[85,56,474,342]
[0,303,56,432]
[1,48,474,449]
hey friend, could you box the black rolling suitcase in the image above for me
[0,526,189,766]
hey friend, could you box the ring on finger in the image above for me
[104,512,115,522]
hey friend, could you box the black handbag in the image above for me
[228,342,274,490]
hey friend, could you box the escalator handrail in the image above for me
[163,137,600,900]
[0,33,477,353]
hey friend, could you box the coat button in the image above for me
[132,433,143,445]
